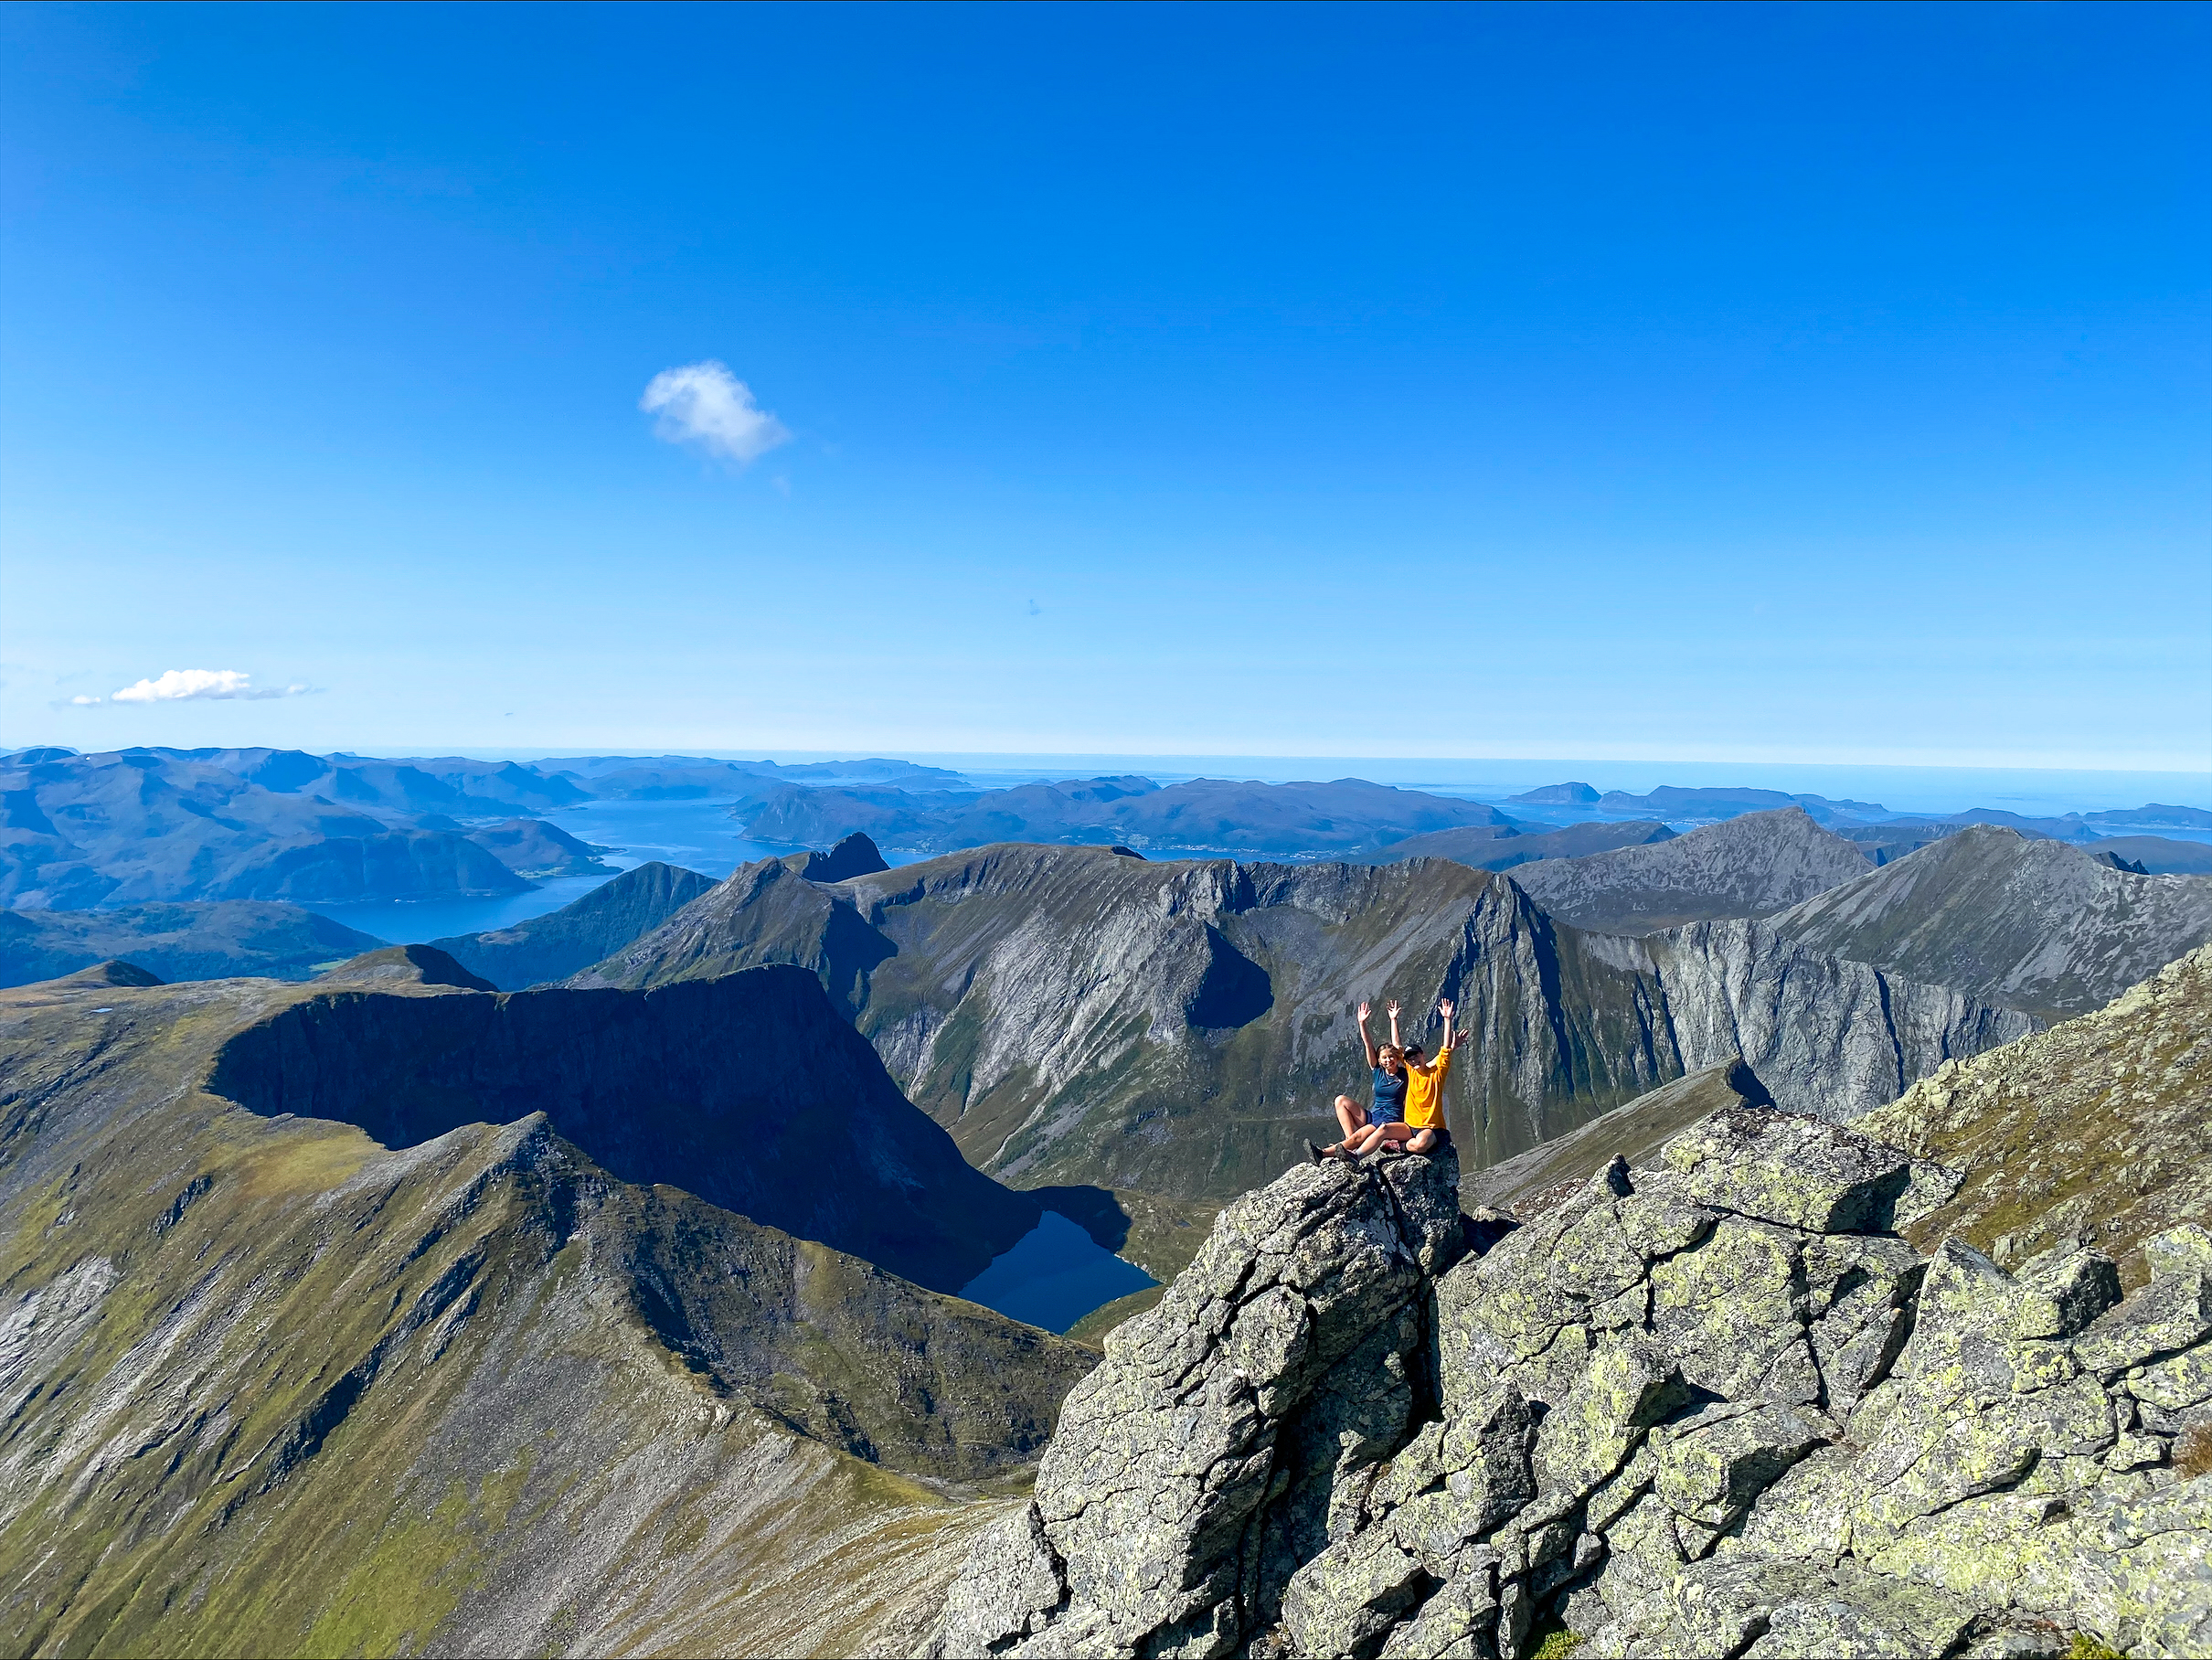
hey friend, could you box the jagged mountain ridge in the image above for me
[577,844,2029,1198]
[931,1109,2212,1659]
[1769,824,2212,1022]
[1507,806,1874,933]
[0,962,1090,1656]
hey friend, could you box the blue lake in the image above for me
[958,1211,1158,1334]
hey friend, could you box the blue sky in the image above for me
[2,2,2207,769]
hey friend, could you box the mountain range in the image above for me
[739,774,1519,857]
[0,748,948,908]
[4,769,2210,1655]
[569,840,2031,1193]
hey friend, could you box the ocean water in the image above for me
[958,1211,1157,1334]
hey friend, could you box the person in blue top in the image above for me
[1308,998,1408,1164]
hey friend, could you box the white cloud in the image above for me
[75,669,313,707]
[640,360,790,464]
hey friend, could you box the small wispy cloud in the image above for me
[640,360,790,465]
[72,669,314,707]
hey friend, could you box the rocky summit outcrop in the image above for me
[929,1109,2212,1659]
[930,1147,1467,1659]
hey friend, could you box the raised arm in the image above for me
[1386,1000,1402,1048]
[1356,1000,1379,1069]
[1438,996,1459,1057]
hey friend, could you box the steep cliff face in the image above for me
[1509,807,1872,934]
[1621,917,2036,1123]
[1857,943,2212,1282]
[579,845,2030,1197]
[581,849,1684,1192]
[1769,825,2212,1022]
[431,859,716,989]
[207,955,1040,1293]
[931,1112,2212,1659]
[0,965,1090,1657]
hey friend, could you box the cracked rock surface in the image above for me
[929,1107,2212,1659]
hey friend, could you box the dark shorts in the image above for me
[1367,1103,1405,1125]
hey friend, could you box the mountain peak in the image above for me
[314,943,497,992]
[792,830,890,882]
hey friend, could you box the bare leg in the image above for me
[1406,1125,1441,1155]
[1328,1094,1368,1155]
[1361,1121,1417,1156]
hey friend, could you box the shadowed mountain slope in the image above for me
[1857,943,2212,1283]
[1508,806,1873,932]
[1769,825,2212,1022]
[0,900,384,988]
[431,860,716,989]
[579,845,2028,1196]
[213,953,1040,1293]
[0,963,1089,1657]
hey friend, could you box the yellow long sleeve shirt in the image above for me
[1403,1048,1452,1130]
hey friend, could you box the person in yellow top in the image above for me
[1397,996,1458,1155]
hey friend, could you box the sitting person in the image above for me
[1307,997,1457,1164]
[1308,998,1406,1162]
[1398,996,1458,1155]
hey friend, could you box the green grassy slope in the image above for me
[1856,942,2212,1287]
[0,963,1089,1655]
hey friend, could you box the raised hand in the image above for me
[1356,1000,1372,1022]
[1386,999,1401,1018]
[1438,997,1456,1020]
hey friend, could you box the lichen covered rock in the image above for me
[928,1105,2212,1659]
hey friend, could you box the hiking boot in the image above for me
[1304,1140,1328,1166]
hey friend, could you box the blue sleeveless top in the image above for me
[1370,1066,1408,1123]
